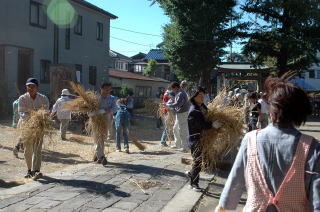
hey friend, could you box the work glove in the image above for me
[212,120,222,129]
[215,206,228,212]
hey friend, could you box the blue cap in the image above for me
[26,78,39,86]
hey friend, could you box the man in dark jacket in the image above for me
[187,87,221,191]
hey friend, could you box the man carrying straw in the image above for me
[91,82,117,165]
[18,78,49,179]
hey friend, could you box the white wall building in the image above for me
[0,0,117,114]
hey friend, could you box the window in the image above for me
[135,86,152,97]
[65,26,70,49]
[96,22,103,41]
[125,64,128,71]
[75,64,82,83]
[317,70,320,79]
[89,66,97,86]
[74,15,82,35]
[309,70,315,78]
[30,1,47,28]
[40,60,51,83]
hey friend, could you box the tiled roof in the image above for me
[71,0,117,19]
[109,69,169,83]
[144,49,167,61]
[109,50,131,61]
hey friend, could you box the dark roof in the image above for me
[131,52,146,60]
[109,69,169,83]
[71,0,117,19]
[144,49,167,61]
[109,50,131,61]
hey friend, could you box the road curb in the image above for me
[161,172,215,212]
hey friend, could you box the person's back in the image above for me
[216,72,320,212]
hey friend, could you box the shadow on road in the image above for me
[38,176,130,198]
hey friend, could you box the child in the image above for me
[115,98,131,153]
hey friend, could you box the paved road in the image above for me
[195,119,320,211]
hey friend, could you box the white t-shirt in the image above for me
[52,96,72,120]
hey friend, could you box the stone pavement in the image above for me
[0,145,212,212]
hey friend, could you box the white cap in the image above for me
[180,80,188,86]
[61,89,71,96]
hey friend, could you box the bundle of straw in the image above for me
[144,99,159,116]
[201,90,245,171]
[64,82,109,140]
[20,109,55,144]
[129,132,146,151]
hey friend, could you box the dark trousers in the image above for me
[190,141,202,185]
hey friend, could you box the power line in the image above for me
[110,36,153,47]
[111,26,162,37]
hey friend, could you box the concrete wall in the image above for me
[0,0,113,115]
[304,64,320,90]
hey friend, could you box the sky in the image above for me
[86,0,170,57]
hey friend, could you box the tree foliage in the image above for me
[119,85,133,98]
[143,59,157,76]
[151,0,245,88]
[242,0,320,76]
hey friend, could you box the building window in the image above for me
[74,15,82,35]
[89,66,97,86]
[65,26,70,49]
[309,70,315,78]
[75,64,82,83]
[96,22,103,41]
[317,70,320,79]
[40,60,51,83]
[125,64,128,71]
[30,1,47,28]
[135,86,152,97]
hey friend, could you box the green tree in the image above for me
[143,59,157,76]
[242,0,320,76]
[119,85,133,98]
[151,0,245,89]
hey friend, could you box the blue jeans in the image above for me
[115,125,129,150]
[161,126,167,144]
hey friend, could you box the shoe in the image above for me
[24,170,33,178]
[177,148,186,152]
[13,147,19,158]
[161,143,168,147]
[61,137,67,141]
[33,171,43,180]
[185,171,192,179]
[93,155,98,162]
[125,148,129,153]
[170,145,177,149]
[116,149,121,152]
[189,183,202,192]
[101,157,108,166]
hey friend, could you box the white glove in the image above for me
[88,111,97,117]
[212,120,222,129]
[98,109,106,114]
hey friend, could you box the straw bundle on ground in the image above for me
[64,82,109,141]
[20,109,55,145]
[129,132,146,151]
[201,90,245,171]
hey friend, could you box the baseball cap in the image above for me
[26,78,39,86]
[61,89,71,96]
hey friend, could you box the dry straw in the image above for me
[129,132,146,151]
[201,89,245,171]
[64,82,109,141]
[20,109,55,145]
[144,99,159,116]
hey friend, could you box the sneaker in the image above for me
[125,148,129,153]
[101,157,108,166]
[190,184,202,192]
[24,170,33,179]
[13,147,19,158]
[161,143,168,147]
[116,149,121,152]
[33,171,43,180]
[61,137,67,141]
[170,145,177,149]
[177,148,186,152]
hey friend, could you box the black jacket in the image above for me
[187,103,212,147]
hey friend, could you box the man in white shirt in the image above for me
[51,89,72,140]
[18,78,49,179]
[258,93,270,129]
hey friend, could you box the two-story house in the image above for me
[0,0,116,115]
[109,50,131,71]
